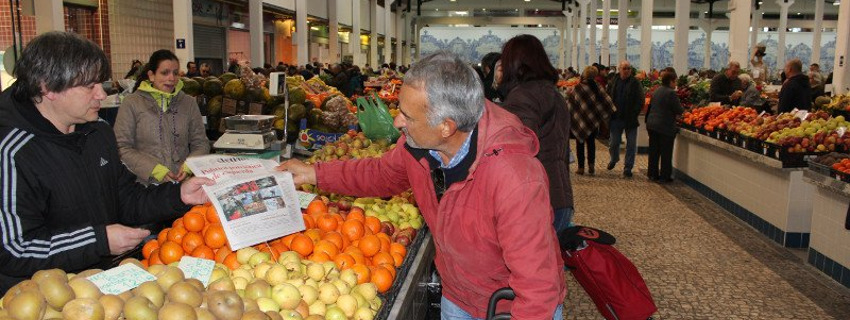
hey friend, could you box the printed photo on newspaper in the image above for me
[202,171,305,250]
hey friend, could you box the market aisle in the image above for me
[563,140,850,319]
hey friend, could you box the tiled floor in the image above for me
[563,140,850,319]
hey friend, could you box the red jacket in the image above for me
[316,101,566,319]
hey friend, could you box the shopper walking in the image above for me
[646,69,684,183]
[498,34,574,231]
[606,60,643,177]
[116,49,210,185]
[0,32,212,293]
[569,66,616,176]
[278,51,565,319]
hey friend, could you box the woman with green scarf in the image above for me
[115,49,210,185]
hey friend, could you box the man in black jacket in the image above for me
[709,61,743,105]
[327,64,352,96]
[0,32,213,292]
[777,59,812,113]
[606,60,644,178]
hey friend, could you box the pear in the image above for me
[158,301,197,320]
[68,277,102,300]
[167,281,203,307]
[123,296,157,320]
[37,275,75,310]
[98,294,124,320]
[62,298,104,320]
[8,290,47,320]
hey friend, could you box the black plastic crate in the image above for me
[778,150,829,168]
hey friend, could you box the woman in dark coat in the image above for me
[646,69,685,183]
[499,34,574,231]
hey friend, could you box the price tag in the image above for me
[297,191,318,209]
[758,110,766,117]
[87,263,156,295]
[794,110,809,121]
[838,127,846,137]
[178,256,215,287]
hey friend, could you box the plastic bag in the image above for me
[356,94,400,142]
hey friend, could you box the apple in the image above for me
[155,266,185,291]
[208,277,236,292]
[99,295,124,320]
[297,285,318,305]
[132,281,164,308]
[271,283,301,310]
[279,309,303,320]
[318,283,340,305]
[244,279,273,300]
[255,297,280,313]
[8,290,47,320]
[123,296,158,320]
[167,281,203,308]
[249,252,272,267]
[237,248,260,265]
[68,277,102,300]
[158,302,196,320]
[37,275,75,310]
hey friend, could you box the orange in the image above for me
[358,235,381,257]
[390,243,407,258]
[258,244,281,260]
[159,241,184,265]
[271,242,289,255]
[333,215,345,231]
[304,229,323,243]
[157,228,170,244]
[191,245,215,260]
[306,200,328,216]
[333,253,356,270]
[142,240,159,260]
[376,234,391,253]
[317,214,339,232]
[205,207,221,225]
[183,212,206,232]
[290,234,315,257]
[214,245,232,263]
[222,252,240,270]
[390,252,404,267]
[181,232,204,253]
[346,208,365,222]
[140,259,149,268]
[281,234,298,248]
[204,224,228,249]
[349,251,367,265]
[350,264,371,284]
[341,220,365,241]
[148,249,162,265]
[302,214,316,229]
[371,252,394,267]
[364,216,381,235]
[313,240,339,258]
[172,218,184,229]
[309,251,331,263]
[371,266,394,293]
[167,226,188,244]
[322,231,345,250]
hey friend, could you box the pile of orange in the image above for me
[272,200,407,293]
[141,203,236,269]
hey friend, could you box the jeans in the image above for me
[647,129,676,180]
[553,207,574,234]
[608,119,638,172]
[575,130,597,169]
[441,296,564,320]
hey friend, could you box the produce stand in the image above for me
[674,129,814,248]
[383,231,437,320]
[801,169,850,288]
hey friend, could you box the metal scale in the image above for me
[212,72,292,158]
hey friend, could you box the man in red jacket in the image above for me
[279,51,565,319]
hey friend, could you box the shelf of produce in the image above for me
[674,130,813,248]
[801,169,850,288]
[384,231,436,319]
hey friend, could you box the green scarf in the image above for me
[138,80,184,112]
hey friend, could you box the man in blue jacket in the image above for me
[0,32,213,292]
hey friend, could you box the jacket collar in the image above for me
[0,84,99,151]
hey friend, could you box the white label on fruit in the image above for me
[838,127,847,137]
[297,191,318,209]
[795,110,809,121]
[758,111,766,117]
[87,263,156,295]
[178,256,215,287]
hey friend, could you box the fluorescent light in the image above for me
[797,12,801,14]
[835,1,841,6]
[537,24,542,27]
[524,0,531,2]
[310,26,319,30]
[231,22,245,29]
[453,11,468,15]
[482,8,486,11]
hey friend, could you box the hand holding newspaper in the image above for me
[186,155,306,250]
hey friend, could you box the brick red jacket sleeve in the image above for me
[315,143,412,198]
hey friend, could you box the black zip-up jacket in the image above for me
[0,85,191,292]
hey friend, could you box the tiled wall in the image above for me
[107,0,174,81]
[810,189,850,268]
[0,2,37,53]
[64,4,111,66]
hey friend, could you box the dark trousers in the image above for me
[575,130,597,169]
[648,129,676,180]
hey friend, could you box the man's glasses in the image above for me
[431,167,446,200]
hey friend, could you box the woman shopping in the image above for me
[115,49,210,185]
[567,66,616,176]
[645,69,684,183]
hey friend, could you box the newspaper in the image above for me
[186,155,305,250]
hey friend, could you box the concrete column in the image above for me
[750,2,761,59]
[588,0,597,65]
[328,0,339,64]
[812,0,825,66]
[370,0,379,68]
[833,0,850,94]
[617,0,628,63]
[639,0,653,71]
[396,11,404,65]
[296,0,309,66]
[172,0,194,68]
[34,0,64,34]
[351,0,363,67]
[561,10,573,69]
[572,9,579,68]
[600,0,610,66]
[776,0,794,69]
[704,25,715,70]
[384,2,393,64]
[577,0,589,69]
[673,0,690,74]
[249,0,264,67]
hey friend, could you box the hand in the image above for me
[180,177,215,205]
[106,224,150,255]
[176,165,189,182]
[165,171,178,182]
[276,159,317,186]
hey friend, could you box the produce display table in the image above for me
[674,130,813,248]
[386,232,437,319]
[802,170,850,288]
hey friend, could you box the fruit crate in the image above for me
[834,170,850,183]
[741,136,763,153]
[777,149,830,168]
[718,129,736,145]
[375,226,430,320]
[678,123,697,132]
[761,141,781,159]
[807,160,834,177]
[730,132,747,148]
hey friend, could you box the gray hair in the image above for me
[403,51,484,132]
[12,31,110,103]
[738,73,753,85]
